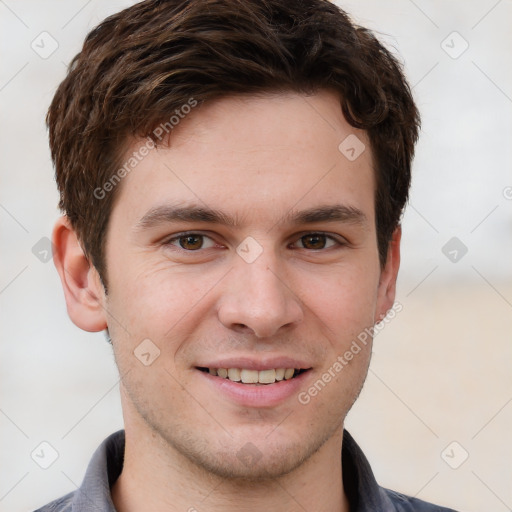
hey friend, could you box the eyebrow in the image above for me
[134,203,367,231]
[135,204,239,230]
[283,204,367,227]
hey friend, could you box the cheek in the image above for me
[297,260,380,341]
[105,258,223,347]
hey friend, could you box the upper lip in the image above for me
[195,356,312,371]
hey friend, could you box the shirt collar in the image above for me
[342,430,396,511]
[71,430,124,511]
[72,429,393,511]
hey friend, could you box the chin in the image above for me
[155,421,337,483]
[184,441,313,482]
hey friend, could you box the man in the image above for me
[38,0,457,510]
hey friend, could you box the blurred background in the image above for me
[1,1,511,511]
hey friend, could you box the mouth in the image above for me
[196,367,310,385]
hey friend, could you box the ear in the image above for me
[375,226,401,323]
[52,216,108,332]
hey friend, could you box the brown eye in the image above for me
[165,233,218,254]
[292,233,341,250]
[178,234,204,250]
[300,233,327,249]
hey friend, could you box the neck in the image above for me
[112,423,349,512]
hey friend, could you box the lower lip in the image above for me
[196,369,311,408]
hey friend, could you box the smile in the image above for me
[197,367,309,384]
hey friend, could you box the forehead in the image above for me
[110,91,375,230]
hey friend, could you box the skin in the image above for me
[53,91,401,512]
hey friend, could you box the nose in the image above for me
[217,252,303,338]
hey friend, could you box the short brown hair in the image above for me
[47,0,420,288]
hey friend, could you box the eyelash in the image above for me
[164,231,346,252]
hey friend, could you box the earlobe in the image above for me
[375,227,401,323]
[52,216,108,332]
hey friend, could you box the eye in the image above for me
[167,233,217,251]
[292,233,340,250]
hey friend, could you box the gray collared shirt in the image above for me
[34,430,457,511]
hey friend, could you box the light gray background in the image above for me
[1,1,511,511]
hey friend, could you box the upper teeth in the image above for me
[209,368,296,384]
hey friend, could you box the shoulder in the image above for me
[33,491,74,512]
[32,430,124,512]
[383,487,459,512]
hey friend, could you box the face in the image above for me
[97,91,398,480]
